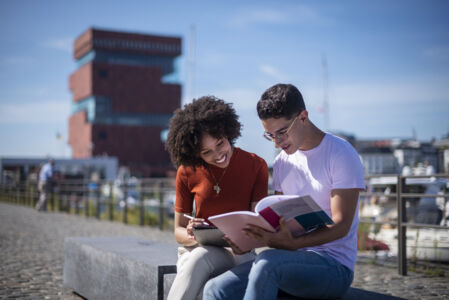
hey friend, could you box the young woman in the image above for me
[165,96,268,300]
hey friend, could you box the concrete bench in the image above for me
[63,237,405,300]
[63,237,177,300]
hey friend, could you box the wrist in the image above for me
[291,235,304,250]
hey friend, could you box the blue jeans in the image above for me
[203,249,353,300]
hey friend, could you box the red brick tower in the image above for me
[68,28,181,177]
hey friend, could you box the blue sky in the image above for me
[0,0,448,165]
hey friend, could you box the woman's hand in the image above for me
[186,217,208,239]
[174,212,201,246]
[243,218,298,250]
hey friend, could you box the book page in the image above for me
[257,195,334,232]
[254,194,299,213]
[269,196,320,220]
[209,212,275,252]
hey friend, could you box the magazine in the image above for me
[208,195,333,252]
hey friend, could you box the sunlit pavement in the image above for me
[0,202,448,300]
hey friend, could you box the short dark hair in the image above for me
[257,83,306,119]
[165,96,241,168]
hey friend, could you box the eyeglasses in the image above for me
[263,116,298,142]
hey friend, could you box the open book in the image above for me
[208,195,334,252]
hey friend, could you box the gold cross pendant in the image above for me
[213,184,221,194]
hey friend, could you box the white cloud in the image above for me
[258,64,289,82]
[43,37,73,52]
[304,76,449,139]
[228,4,332,28]
[229,9,290,27]
[0,100,70,124]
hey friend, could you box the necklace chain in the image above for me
[208,166,228,194]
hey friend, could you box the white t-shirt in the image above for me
[272,133,365,270]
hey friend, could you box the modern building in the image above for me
[358,147,399,175]
[356,138,446,175]
[68,28,182,177]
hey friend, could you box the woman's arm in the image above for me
[243,188,360,250]
[174,166,204,247]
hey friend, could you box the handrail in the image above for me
[360,173,449,275]
[1,173,448,276]
[0,177,177,230]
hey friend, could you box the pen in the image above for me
[183,214,210,226]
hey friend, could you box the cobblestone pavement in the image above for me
[1,202,448,300]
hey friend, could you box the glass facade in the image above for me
[76,50,180,83]
[72,96,171,127]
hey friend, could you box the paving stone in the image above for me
[1,202,448,299]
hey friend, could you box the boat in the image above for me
[370,226,449,261]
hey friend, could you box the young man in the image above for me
[203,84,365,300]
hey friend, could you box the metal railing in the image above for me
[2,173,448,275]
[0,177,176,230]
[360,173,449,275]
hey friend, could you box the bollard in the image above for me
[397,175,407,276]
[16,184,20,204]
[33,185,38,208]
[58,184,63,212]
[29,183,33,207]
[84,181,89,217]
[123,179,128,224]
[75,193,80,215]
[159,190,164,231]
[96,183,101,219]
[139,181,144,226]
[108,181,114,221]
[50,187,55,211]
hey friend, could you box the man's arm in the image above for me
[243,188,360,250]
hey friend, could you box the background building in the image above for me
[356,138,448,175]
[357,140,399,175]
[68,28,182,177]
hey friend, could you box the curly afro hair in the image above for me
[165,96,242,168]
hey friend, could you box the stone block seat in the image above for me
[63,237,177,300]
[63,237,405,300]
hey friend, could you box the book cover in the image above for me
[208,195,333,252]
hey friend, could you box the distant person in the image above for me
[36,159,55,211]
[165,96,268,300]
[204,84,365,300]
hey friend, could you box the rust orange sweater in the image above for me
[175,147,268,220]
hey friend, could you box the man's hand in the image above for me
[223,236,250,255]
[243,218,298,250]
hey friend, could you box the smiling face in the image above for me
[199,133,233,168]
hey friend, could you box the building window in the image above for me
[98,131,107,140]
[98,69,108,78]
